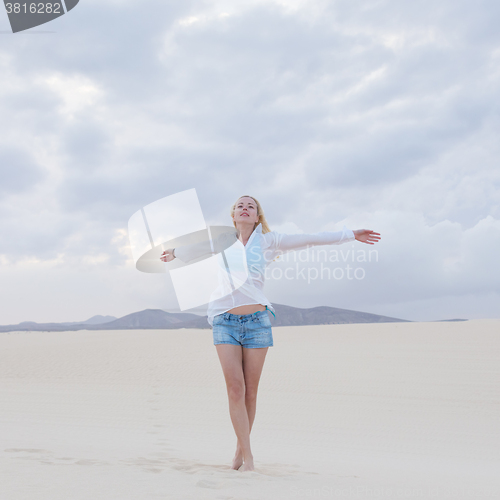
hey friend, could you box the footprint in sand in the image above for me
[74,459,110,466]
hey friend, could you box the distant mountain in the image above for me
[61,315,117,326]
[432,318,468,322]
[270,303,410,326]
[0,304,410,333]
[95,309,207,330]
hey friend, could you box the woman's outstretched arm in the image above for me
[160,239,213,263]
[272,225,355,253]
[160,230,239,263]
[270,226,381,256]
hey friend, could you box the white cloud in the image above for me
[39,73,104,120]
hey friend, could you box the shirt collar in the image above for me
[235,222,262,240]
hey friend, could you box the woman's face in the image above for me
[233,197,259,226]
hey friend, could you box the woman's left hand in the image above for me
[353,229,381,245]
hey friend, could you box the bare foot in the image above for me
[230,451,243,470]
[239,460,255,472]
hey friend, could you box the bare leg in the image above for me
[215,345,254,470]
[233,346,269,471]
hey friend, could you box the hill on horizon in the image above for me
[0,304,419,332]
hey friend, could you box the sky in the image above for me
[0,0,499,324]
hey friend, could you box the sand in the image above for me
[1,319,499,500]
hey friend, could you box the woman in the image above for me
[160,195,380,472]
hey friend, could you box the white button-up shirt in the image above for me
[174,223,355,326]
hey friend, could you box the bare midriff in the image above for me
[226,304,266,315]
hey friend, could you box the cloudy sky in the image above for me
[0,0,499,324]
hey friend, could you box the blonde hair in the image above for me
[230,195,271,233]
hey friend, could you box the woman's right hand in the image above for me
[160,248,176,262]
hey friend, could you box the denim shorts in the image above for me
[212,310,273,349]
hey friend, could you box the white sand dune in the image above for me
[1,319,499,499]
